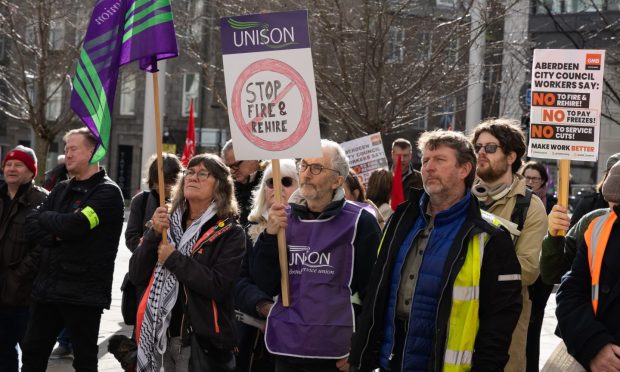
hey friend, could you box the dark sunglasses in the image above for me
[474,143,501,154]
[266,177,294,189]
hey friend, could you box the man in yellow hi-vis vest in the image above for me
[556,160,620,371]
[349,129,522,372]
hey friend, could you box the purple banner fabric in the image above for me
[70,0,178,162]
[264,202,361,358]
[220,10,310,55]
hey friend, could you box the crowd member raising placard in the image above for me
[555,160,620,371]
[234,159,299,372]
[252,140,381,372]
[130,154,245,372]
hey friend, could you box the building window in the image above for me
[387,26,405,64]
[46,82,63,120]
[49,21,65,50]
[411,106,429,129]
[537,0,611,12]
[438,95,456,130]
[25,25,37,45]
[436,0,455,8]
[182,73,199,117]
[119,72,136,116]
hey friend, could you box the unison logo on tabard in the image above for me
[288,245,332,268]
[228,18,297,50]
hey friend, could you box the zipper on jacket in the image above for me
[357,203,410,369]
[433,225,473,370]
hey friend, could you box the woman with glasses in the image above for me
[129,154,245,372]
[521,160,556,214]
[234,159,298,372]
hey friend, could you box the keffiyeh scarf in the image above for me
[137,202,216,372]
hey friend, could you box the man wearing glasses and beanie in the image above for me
[251,139,381,372]
[470,118,548,371]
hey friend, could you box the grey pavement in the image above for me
[30,220,563,371]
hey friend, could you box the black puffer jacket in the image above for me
[26,169,124,308]
[556,205,620,369]
[0,182,48,306]
[129,215,246,350]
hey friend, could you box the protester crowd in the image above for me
[1,119,619,372]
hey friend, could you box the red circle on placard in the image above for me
[231,59,312,151]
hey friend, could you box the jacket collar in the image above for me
[419,191,473,225]
[67,168,106,193]
[288,187,346,220]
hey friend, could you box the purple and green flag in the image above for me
[71,0,178,163]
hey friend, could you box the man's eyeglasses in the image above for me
[227,160,243,171]
[184,169,211,181]
[474,143,501,154]
[298,162,340,175]
[525,176,542,183]
[266,177,295,189]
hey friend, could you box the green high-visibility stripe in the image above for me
[124,0,170,30]
[122,12,172,43]
[125,0,152,21]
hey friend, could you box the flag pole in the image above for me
[271,159,290,307]
[152,71,168,243]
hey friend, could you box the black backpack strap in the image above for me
[510,188,532,232]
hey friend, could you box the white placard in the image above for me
[528,49,605,161]
[340,133,389,184]
[220,10,321,160]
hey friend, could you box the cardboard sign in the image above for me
[220,10,321,160]
[340,133,389,183]
[528,49,605,161]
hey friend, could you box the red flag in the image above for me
[181,98,196,166]
[391,155,405,210]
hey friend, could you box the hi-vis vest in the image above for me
[443,210,518,372]
[584,211,617,315]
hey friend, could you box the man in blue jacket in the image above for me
[349,129,522,371]
[252,139,381,372]
[21,128,124,372]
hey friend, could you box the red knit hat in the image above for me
[3,145,38,176]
